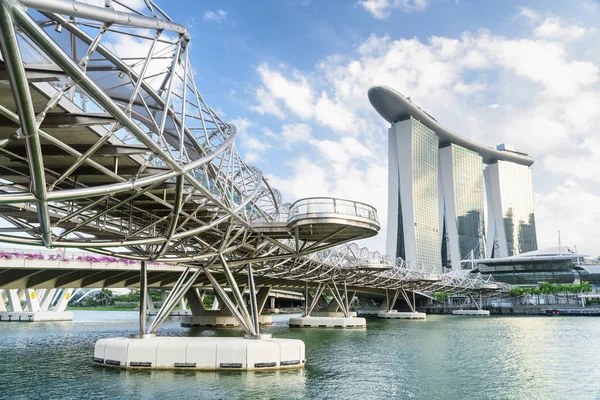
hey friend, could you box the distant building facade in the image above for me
[472,247,599,286]
[370,86,538,273]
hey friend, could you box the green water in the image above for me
[0,311,599,399]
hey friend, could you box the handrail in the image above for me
[288,197,378,223]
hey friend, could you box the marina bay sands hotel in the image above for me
[369,86,538,272]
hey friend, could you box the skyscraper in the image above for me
[386,117,442,271]
[369,85,537,271]
[440,144,485,270]
[484,160,538,257]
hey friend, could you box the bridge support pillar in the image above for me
[256,286,271,315]
[94,253,303,371]
[0,288,73,322]
[377,288,426,319]
[290,282,365,328]
[452,294,490,316]
[139,261,147,336]
[181,286,272,328]
[39,289,57,312]
[147,287,191,316]
[0,290,6,312]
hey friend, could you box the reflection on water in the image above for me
[0,311,599,399]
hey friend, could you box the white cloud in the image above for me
[517,7,539,23]
[534,16,587,42]
[231,117,252,133]
[541,135,600,183]
[203,9,228,24]
[253,64,313,119]
[315,93,358,133]
[261,124,312,150]
[266,157,331,201]
[453,79,487,95]
[231,117,271,164]
[250,87,285,119]
[358,0,429,20]
[281,124,312,143]
[535,180,600,256]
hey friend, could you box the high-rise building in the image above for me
[369,85,537,271]
[484,160,538,257]
[440,144,485,270]
[386,117,442,271]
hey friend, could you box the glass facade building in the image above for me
[386,117,442,273]
[485,161,538,257]
[373,87,538,272]
[440,145,485,269]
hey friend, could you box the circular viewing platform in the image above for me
[286,197,380,242]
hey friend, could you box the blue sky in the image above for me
[153,0,600,256]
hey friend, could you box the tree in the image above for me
[510,288,525,305]
[434,292,449,303]
[96,288,114,306]
[581,281,592,293]
[114,290,140,303]
[533,287,541,305]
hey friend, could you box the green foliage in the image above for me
[150,289,163,302]
[434,292,451,302]
[114,290,140,303]
[509,281,593,305]
[203,294,215,308]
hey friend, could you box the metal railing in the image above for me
[288,197,378,223]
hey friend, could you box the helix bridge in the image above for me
[0,0,507,370]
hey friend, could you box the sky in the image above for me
[138,0,600,257]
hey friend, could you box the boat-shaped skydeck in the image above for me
[368,85,534,166]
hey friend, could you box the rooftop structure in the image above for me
[469,246,600,286]
[368,86,534,166]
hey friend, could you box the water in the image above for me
[1,311,599,399]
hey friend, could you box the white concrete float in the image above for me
[288,316,366,328]
[0,311,73,322]
[147,310,192,316]
[356,309,381,316]
[180,315,272,327]
[452,310,490,316]
[310,311,358,317]
[377,310,426,319]
[92,336,305,371]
